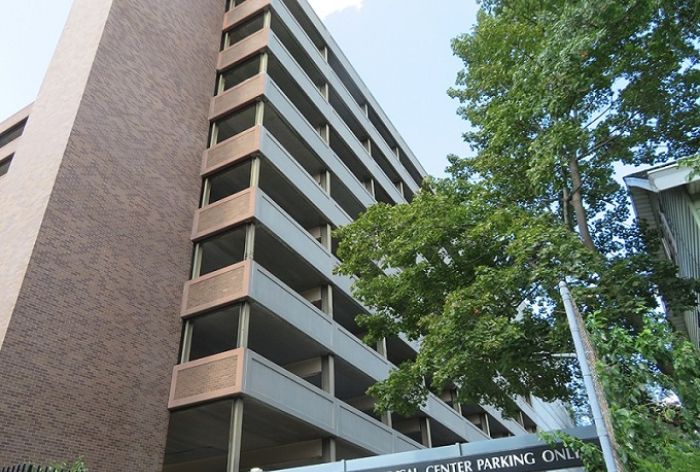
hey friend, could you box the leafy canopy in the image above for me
[335,0,699,469]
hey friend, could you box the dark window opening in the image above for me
[0,119,26,149]
[0,155,12,177]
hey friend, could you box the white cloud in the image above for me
[307,0,364,19]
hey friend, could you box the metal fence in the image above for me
[1,465,68,472]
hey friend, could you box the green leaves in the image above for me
[336,0,699,467]
[335,183,593,413]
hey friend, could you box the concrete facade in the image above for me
[0,1,573,471]
[626,162,700,348]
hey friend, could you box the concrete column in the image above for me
[249,156,261,187]
[320,45,329,62]
[451,391,463,415]
[382,411,393,429]
[301,285,333,317]
[315,169,331,193]
[322,354,335,396]
[376,337,387,358]
[322,438,337,462]
[310,224,332,251]
[364,178,375,197]
[255,101,265,126]
[180,320,193,363]
[259,52,269,74]
[363,138,372,154]
[321,284,333,317]
[244,223,256,260]
[319,83,329,101]
[483,412,491,437]
[237,302,251,349]
[318,123,330,143]
[227,399,245,472]
[191,244,203,278]
[420,417,433,448]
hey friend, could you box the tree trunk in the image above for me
[562,186,571,230]
[568,156,596,252]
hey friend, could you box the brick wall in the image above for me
[0,0,223,469]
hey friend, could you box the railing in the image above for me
[1,466,70,472]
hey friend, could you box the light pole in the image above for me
[559,281,624,472]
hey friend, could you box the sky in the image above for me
[0,0,479,178]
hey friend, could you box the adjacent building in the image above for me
[625,162,700,348]
[0,1,572,470]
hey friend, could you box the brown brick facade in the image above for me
[0,0,223,469]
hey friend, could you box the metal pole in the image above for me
[559,281,622,472]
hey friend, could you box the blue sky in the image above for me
[0,0,479,177]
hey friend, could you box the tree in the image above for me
[335,0,699,469]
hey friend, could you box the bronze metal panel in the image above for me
[192,187,257,240]
[209,73,266,120]
[181,260,252,317]
[168,348,246,409]
[202,125,262,176]
[218,27,271,71]
[223,0,271,31]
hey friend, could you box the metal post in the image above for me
[559,281,622,472]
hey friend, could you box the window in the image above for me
[221,12,265,50]
[210,103,257,146]
[0,154,12,177]
[0,119,26,149]
[226,0,248,11]
[217,55,262,93]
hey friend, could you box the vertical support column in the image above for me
[363,138,372,154]
[364,178,375,197]
[375,336,393,428]
[301,286,333,317]
[381,411,392,429]
[483,412,491,437]
[393,147,400,160]
[319,83,330,101]
[201,177,212,207]
[237,302,251,349]
[395,181,405,198]
[191,244,203,279]
[321,354,335,395]
[363,103,369,118]
[320,45,329,62]
[259,52,269,75]
[209,121,219,148]
[244,223,256,260]
[376,337,387,358]
[321,284,333,317]
[318,123,330,144]
[249,156,261,188]
[322,438,337,462]
[180,320,193,363]
[263,9,272,28]
[310,224,332,252]
[420,417,433,448]
[255,101,265,126]
[227,398,245,472]
[315,169,331,194]
[451,391,463,415]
